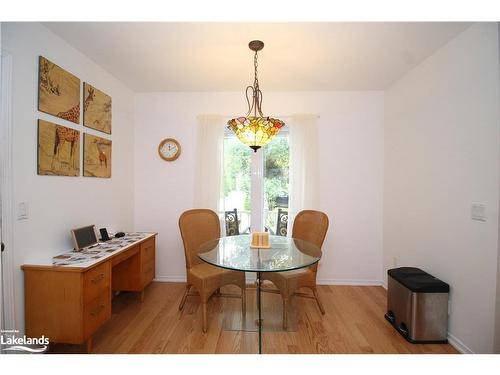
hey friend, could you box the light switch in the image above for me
[471,203,486,222]
[17,201,29,220]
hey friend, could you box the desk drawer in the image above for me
[141,238,155,263]
[141,260,155,287]
[84,291,111,339]
[83,261,111,302]
[83,262,110,303]
[111,245,139,267]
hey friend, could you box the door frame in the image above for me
[250,150,264,231]
[0,51,16,333]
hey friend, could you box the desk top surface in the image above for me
[21,232,157,272]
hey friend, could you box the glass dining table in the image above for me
[198,234,322,354]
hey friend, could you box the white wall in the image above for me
[495,23,500,355]
[0,20,4,334]
[384,23,500,353]
[134,91,384,285]
[5,21,499,354]
[1,23,135,333]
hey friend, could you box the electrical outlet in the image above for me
[471,203,486,221]
[17,201,29,220]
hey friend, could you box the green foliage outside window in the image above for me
[264,137,289,211]
[223,136,289,212]
[223,138,251,210]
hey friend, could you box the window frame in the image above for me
[223,125,289,233]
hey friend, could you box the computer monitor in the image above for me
[71,225,98,251]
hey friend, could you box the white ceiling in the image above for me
[43,22,471,92]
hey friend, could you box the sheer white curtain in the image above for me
[288,114,320,229]
[194,114,225,212]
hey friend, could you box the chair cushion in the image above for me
[262,268,316,297]
[189,262,233,280]
[275,268,313,279]
[264,268,314,283]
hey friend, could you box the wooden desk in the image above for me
[21,233,157,352]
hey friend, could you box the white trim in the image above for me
[154,276,383,287]
[317,278,384,286]
[154,276,187,283]
[447,332,474,354]
[0,53,15,331]
[250,150,264,232]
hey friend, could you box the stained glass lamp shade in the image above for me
[228,40,284,152]
[227,116,284,152]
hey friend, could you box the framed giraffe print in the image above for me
[37,119,80,176]
[38,56,81,124]
[83,133,112,178]
[83,82,112,134]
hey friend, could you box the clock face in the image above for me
[158,138,181,161]
[161,142,177,158]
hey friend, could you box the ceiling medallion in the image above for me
[228,40,284,152]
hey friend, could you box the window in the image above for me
[222,135,252,234]
[222,130,289,235]
[263,136,289,234]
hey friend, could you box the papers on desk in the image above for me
[51,232,149,266]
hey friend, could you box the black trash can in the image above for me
[385,267,449,343]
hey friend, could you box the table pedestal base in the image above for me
[198,235,322,354]
[221,274,298,353]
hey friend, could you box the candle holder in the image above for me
[250,232,271,249]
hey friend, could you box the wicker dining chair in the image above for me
[261,210,329,329]
[178,209,246,333]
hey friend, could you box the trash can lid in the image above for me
[388,267,449,293]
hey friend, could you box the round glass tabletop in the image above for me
[198,235,322,273]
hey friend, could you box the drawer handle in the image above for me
[91,273,105,283]
[90,304,105,317]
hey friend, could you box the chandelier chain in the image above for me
[254,51,263,116]
[245,50,264,117]
[227,40,284,152]
[254,51,259,90]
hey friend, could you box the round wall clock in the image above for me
[158,138,181,161]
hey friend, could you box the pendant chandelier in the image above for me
[228,40,284,152]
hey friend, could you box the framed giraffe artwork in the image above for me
[37,119,80,176]
[83,133,112,178]
[83,82,112,134]
[38,56,81,124]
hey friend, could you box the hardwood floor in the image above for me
[52,282,457,354]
